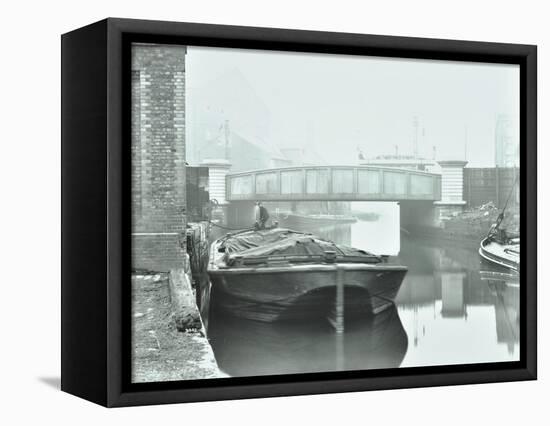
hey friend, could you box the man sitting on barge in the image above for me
[254,202,270,230]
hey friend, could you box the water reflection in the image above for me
[395,235,520,366]
[207,306,407,377]
[205,216,520,376]
[482,273,520,355]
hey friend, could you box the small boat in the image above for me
[479,174,520,272]
[479,236,520,272]
[353,211,380,222]
[207,227,407,322]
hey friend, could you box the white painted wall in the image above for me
[201,159,231,204]
[438,162,468,204]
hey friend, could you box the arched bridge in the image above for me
[226,165,441,202]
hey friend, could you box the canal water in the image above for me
[205,205,520,377]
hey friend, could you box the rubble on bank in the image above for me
[410,202,520,242]
[443,202,519,238]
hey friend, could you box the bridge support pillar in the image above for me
[399,201,437,230]
[434,160,468,226]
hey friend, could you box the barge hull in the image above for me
[209,266,407,322]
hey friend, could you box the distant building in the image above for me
[187,68,289,172]
[279,146,326,167]
[359,154,440,174]
[197,130,291,172]
[185,166,210,221]
[495,114,519,167]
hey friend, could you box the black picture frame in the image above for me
[61,17,537,407]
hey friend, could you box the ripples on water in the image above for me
[204,214,520,377]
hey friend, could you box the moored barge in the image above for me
[207,228,407,322]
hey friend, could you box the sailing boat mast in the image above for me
[490,173,519,236]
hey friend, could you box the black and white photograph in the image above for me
[3,0,546,421]
[130,42,521,382]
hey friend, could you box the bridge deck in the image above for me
[226,166,441,202]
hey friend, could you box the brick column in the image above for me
[131,44,187,271]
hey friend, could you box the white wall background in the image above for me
[0,0,546,424]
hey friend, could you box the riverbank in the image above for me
[131,273,224,383]
[408,202,519,243]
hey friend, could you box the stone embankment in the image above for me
[132,223,225,383]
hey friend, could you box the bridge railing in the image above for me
[226,165,441,202]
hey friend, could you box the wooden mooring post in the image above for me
[169,263,202,332]
[334,267,345,334]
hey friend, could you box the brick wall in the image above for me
[131,44,187,271]
[463,167,519,209]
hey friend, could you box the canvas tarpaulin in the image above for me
[218,228,381,265]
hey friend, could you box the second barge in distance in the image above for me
[278,213,357,228]
[208,228,408,322]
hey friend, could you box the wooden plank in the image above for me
[169,266,202,331]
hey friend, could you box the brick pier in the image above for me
[131,44,187,271]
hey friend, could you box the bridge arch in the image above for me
[226,165,441,202]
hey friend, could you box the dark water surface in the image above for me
[205,217,519,377]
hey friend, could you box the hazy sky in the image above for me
[186,46,519,167]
